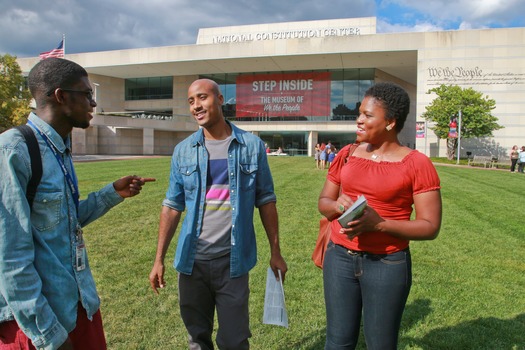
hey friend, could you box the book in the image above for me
[337,195,367,227]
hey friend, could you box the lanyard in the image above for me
[27,120,80,214]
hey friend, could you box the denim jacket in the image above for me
[0,113,124,350]
[163,121,276,278]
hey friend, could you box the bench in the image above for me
[468,155,493,168]
[491,157,512,169]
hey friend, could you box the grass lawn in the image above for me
[75,156,525,350]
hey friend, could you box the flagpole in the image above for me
[62,34,66,56]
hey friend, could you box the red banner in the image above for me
[448,117,458,138]
[416,122,425,138]
[236,72,331,117]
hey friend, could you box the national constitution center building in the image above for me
[17,17,525,157]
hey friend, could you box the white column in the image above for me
[143,128,154,155]
[308,131,318,157]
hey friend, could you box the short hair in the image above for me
[364,82,410,132]
[27,58,88,106]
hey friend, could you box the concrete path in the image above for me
[72,155,167,162]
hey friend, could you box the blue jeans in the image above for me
[323,241,412,350]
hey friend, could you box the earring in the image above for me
[386,125,393,131]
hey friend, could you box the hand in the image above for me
[336,194,355,214]
[269,253,288,283]
[339,206,384,239]
[113,176,156,198]
[57,337,74,350]
[149,261,166,294]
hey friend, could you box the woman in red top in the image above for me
[318,82,442,350]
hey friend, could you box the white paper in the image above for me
[262,267,288,328]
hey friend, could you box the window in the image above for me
[330,69,374,121]
[125,77,173,100]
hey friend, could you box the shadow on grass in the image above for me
[405,312,525,349]
[402,299,525,349]
[282,298,525,349]
[285,299,432,349]
[282,326,326,350]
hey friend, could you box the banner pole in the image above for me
[456,110,462,164]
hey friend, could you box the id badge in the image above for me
[76,243,86,271]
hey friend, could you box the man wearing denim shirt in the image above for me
[0,58,154,350]
[149,79,287,350]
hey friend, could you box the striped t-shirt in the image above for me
[195,136,232,260]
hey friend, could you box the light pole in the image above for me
[93,82,100,114]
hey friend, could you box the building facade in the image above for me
[17,17,525,158]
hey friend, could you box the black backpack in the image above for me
[15,125,42,209]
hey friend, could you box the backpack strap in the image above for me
[15,125,42,209]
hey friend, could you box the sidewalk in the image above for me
[433,162,515,172]
[72,155,166,162]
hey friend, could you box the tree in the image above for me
[421,84,503,159]
[0,54,32,133]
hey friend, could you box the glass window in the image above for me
[331,69,374,121]
[318,132,357,151]
[259,131,309,156]
[125,76,173,100]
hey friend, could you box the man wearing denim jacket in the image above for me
[0,58,154,350]
[149,79,287,350]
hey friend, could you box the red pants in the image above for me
[0,306,106,350]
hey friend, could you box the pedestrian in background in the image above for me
[518,146,525,173]
[510,145,519,172]
[315,143,321,169]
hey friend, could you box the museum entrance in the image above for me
[259,131,308,156]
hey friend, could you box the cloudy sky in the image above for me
[1,0,524,58]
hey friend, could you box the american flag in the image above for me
[39,40,64,60]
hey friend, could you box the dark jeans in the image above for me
[179,254,251,350]
[510,159,518,172]
[323,241,412,350]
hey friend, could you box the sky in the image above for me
[1,0,524,58]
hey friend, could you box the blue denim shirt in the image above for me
[0,113,124,350]
[163,121,276,278]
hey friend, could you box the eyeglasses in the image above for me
[47,88,95,102]
[60,89,95,102]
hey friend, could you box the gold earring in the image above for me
[386,125,393,131]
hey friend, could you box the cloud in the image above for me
[0,0,376,57]
[0,0,522,57]
[380,0,525,29]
